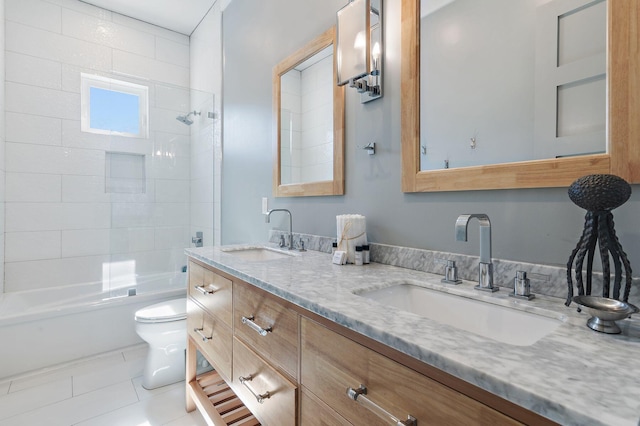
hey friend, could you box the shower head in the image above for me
[176,115,193,125]
[176,110,200,125]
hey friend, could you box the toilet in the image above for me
[134,298,187,390]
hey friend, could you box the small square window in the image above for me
[81,73,149,138]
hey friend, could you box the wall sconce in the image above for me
[336,0,383,103]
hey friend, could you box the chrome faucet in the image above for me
[265,209,293,250]
[455,214,498,292]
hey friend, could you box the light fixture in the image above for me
[336,0,383,103]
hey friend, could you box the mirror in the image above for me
[401,0,640,192]
[273,27,345,197]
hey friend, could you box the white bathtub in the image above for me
[0,272,187,380]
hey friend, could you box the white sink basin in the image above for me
[355,284,562,346]
[221,246,296,261]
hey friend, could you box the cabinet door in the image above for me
[301,318,521,426]
[187,298,233,381]
[188,261,233,327]
[301,387,352,426]
[233,281,298,379]
[233,337,296,426]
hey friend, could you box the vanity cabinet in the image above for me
[188,261,232,327]
[301,318,520,425]
[233,280,299,381]
[232,337,297,426]
[186,258,555,426]
[186,299,233,380]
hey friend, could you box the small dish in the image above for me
[573,295,639,334]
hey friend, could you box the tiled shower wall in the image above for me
[279,55,333,185]
[190,3,221,247]
[4,0,193,292]
[0,0,5,292]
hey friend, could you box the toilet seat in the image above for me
[135,298,187,323]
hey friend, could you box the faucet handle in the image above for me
[279,234,286,248]
[440,260,462,285]
[509,270,535,300]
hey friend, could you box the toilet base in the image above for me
[142,345,186,390]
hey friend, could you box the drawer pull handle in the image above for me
[194,285,216,295]
[241,315,272,336]
[346,385,417,426]
[239,374,271,403]
[193,327,212,342]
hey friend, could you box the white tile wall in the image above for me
[61,229,111,257]
[156,179,190,203]
[5,52,62,90]
[156,37,190,67]
[6,22,113,71]
[299,55,333,183]
[5,231,61,262]
[5,82,80,120]
[5,172,61,202]
[4,0,192,292]
[5,112,62,146]
[61,9,155,57]
[190,3,221,246]
[0,0,5,293]
[109,227,155,254]
[5,0,62,33]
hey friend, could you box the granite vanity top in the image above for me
[185,245,640,426]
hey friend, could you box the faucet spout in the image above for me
[266,209,293,250]
[455,214,491,263]
[455,214,497,292]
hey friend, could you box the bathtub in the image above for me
[0,272,187,380]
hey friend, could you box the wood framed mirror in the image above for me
[273,27,345,197]
[401,0,640,192]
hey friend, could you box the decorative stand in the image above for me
[566,174,633,306]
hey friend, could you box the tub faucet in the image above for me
[265,209,293,250]
[455,214,498,292]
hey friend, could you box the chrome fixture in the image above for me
[455,214,498,292]
[239,374,271,404]
[441,260,462,285]
[336,0,383,103]
[362,142,376,155]
[191,231,203,247]
[346,385,417,426]
[176,110,200,125]
[265,209,293,250]
[510,270,534,300]
[241,315,272,336]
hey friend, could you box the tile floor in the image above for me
[0,344,208,426]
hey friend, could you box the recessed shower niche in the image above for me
[105,152,146,194]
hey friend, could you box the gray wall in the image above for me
[222,0,640,272]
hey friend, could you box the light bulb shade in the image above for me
[336,0,370,86]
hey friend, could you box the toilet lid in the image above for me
[135,298,187,323]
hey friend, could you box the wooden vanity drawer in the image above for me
[233,281,298,379]
[301,387,352,426]
[188,261,232,327]
[233,337,296,426]
[301,318,521,426]
[187,298,233,381]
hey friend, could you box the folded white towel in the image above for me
[337,214,367,264]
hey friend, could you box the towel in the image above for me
[337,214,367,264]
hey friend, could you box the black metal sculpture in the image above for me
[566,174,632,306]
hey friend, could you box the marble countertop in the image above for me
[186,244,640,426]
